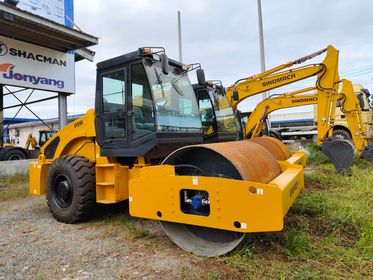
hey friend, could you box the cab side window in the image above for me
[103,70,126,113]
[102,69,127,139]
[131,63,155,140]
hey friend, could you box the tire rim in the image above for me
[53,174,73,209]
[8,154,22,160]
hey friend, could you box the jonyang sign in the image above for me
[0,35,75,94]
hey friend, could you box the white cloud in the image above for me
[4,0,373,118]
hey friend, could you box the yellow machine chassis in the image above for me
[129,161,304,233]
[30,152,304,234]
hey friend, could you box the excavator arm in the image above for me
[24,133,38,150]
[245,88,320,139]
[338,79,372,158]
[226,45,340,110]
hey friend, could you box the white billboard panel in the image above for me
[1,0,65,24]
[0,35,75,94]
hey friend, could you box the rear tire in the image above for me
[46,155,96,224]
[1,148,28,161]
[0,149,7,161]
[333,129,352,141]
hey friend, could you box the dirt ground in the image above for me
[0,196,241,280]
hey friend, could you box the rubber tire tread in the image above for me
[0,148,7,161]
[2,148,28,160]
[46,155,96,224]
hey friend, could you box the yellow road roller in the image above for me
[30,48,305,256]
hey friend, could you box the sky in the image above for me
[3,0,373,120]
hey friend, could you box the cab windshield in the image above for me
[145,62,202,133]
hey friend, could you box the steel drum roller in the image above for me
[161,140,286,256]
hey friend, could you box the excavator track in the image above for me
[160,139,289,256]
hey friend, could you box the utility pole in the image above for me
[257,0,271,130]
[58,93,68,129]
[177,11,182,63]
[257,0,266,99]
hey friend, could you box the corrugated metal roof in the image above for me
[0,2,98,53]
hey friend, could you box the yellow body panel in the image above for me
[40,109,97,162]
[96,161,130,204]
[286,150,307,167]
[29,155,50,195]
[128,163,303,233]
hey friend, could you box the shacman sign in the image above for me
[0,35,75,94]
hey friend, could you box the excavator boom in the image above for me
[226,46,339,109]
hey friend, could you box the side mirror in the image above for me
[196,69,206,85]
[218,86,226,96]
[160,53,169,75]
[233,90,239,101]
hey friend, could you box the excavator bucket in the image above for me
[129,139,303,257]
[319,137,354,174]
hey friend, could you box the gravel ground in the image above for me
[0,196,239,280]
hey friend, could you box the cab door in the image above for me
[96,67,130,153]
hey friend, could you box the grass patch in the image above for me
[0,173,29,201]
[305,143,329,165]
[223,155,373,279]
[284,225,311,260]
[96,212,153,241]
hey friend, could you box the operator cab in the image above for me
[361,88,373,110]
[95,48,203,162]
[39,130,57,148]
[193,82,240,142]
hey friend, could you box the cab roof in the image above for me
[97,50,183,71]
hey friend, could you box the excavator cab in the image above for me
[38,130,57,148]
[193,82,240,142]
[94,48,203,162]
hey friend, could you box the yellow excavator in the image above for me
[220,45,372,172]
[30,47,305,257]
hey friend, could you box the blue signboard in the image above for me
[1,0,74,26]
[64,0,74,27]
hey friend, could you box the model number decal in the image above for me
[74,120,83,128]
